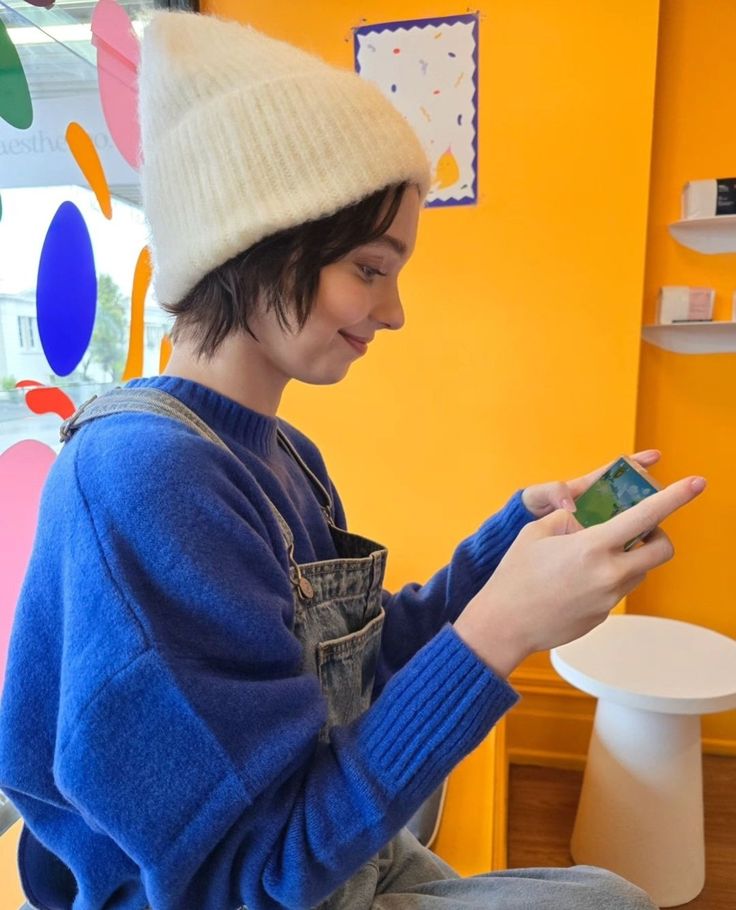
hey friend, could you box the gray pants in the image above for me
[319,827,658,910]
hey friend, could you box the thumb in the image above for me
[537,507,585,537]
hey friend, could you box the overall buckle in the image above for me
[58,394,99,443]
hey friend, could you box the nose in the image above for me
[373,285,405,331]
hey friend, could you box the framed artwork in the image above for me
[354,14,480,208]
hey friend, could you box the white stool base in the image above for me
[571,700,705,908]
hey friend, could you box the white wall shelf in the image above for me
[668,215,736,253]
[642,321,736,354]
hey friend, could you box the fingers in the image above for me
[543,481,575,512]
[567,458,618,497]
[632,449,661,467]
[614,527,675,575]
[537,507,585,537]
[571,450,660,495]
[592,475,706,551]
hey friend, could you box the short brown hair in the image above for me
[161,181,410,360]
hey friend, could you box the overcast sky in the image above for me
[0,184,162,313]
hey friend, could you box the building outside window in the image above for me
[17,315,39,351]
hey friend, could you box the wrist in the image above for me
[520,487,539,518]
[453,608,530,679]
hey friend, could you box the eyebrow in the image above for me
[364,234,408,257]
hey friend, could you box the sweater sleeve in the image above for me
[54,420,520,910]
[327,478,536,697]
[377,490,536,694]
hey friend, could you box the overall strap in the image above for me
[276,428,339,531]
[60,387,233,455]
[58,388,320,598]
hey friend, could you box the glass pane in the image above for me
[0,0,171,456]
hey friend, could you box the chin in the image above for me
[293,363,351,386]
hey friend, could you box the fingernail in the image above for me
[561,497,577,512]
[690,477,706,492]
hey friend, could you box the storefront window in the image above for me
[0,0,171,454]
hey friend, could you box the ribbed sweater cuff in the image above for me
[467,489,536,592]
[357,623,519,804]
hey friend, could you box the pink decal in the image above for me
[91,0,141,170]
[0,441,57,694]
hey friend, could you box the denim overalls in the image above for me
[59,386,391,751]
[43,387,657,910]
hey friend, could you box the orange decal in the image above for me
[66,122,112,219]
[122,246,152,381]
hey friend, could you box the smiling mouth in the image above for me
[339,332,369,354]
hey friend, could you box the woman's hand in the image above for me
[521,449,662,519]
[455,469,706,678]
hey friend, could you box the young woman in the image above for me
[0,10,704,910]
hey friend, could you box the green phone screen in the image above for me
[574,457,660,551]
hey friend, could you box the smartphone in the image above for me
[573,456,662,551]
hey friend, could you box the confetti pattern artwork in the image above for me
[354,14,479,207]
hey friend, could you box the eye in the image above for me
[358,264,387,281]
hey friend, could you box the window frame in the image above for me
[153,1,200,10]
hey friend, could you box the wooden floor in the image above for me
[507,755,736,909]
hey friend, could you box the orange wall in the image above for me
[201,0,661,858]
[0,821,24,910]
[630,0,736,751]
[206,0,659,642]
[200,0,736,803]
[0,3,665,903]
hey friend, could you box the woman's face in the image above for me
[248,185,422,387]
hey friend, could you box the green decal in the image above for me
[0,19,33,129]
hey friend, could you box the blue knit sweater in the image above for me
[0,375,535,910]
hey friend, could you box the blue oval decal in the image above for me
[36,202,97,377]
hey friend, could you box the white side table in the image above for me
[551,614,736,908]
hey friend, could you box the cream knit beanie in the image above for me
[138,10,433,306]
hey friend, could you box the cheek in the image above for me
[314,269,369,327]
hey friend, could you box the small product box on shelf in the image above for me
[657,286,715,324]
[682,178,736,219]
